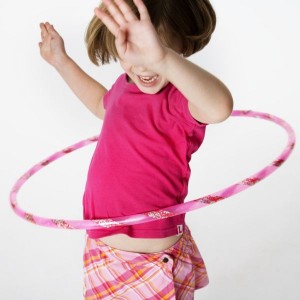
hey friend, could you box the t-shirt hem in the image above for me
[87,224,185,239]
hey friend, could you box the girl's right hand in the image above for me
[39,22,69,69]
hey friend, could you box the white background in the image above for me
[1,0,299,299]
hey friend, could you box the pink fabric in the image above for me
[83,74,206,239]
[11,111,296,230]
[83,226,209,299]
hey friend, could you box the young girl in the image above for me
[39,0,233,298]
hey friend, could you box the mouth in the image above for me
[137,75,159,86]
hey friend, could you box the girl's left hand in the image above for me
[95,0,167,71]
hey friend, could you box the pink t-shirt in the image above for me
[83,74,206,239]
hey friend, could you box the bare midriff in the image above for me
[99,234,182,253]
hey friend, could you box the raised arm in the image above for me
[95,0,233,124]
[39,22,107,119]
[154,49,233,124]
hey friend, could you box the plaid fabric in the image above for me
[83,226,209,299]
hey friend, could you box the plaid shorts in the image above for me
[83,225,209,299]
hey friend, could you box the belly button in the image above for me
[163,257,169,263]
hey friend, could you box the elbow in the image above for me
[210,92,234,124]
[220,97,234,122]
[190,90,234,125]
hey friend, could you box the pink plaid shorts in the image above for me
[83,225,209,299]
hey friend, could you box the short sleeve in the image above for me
[103,89,111,110]
[102,74,125,109]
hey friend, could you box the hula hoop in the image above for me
[9,110,296,230]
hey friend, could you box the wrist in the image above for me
[53,54,72,72]
[151,48,180,78]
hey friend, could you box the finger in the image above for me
[94,7,120,36]
[44,22,52,32]
[40,22,46,31]
[50,24,58,33]
[40,22,48,30]
[102,0,127,27]
[40,23,48,39]
[45,22,53,33]
[132,0,150,21]
[114,0,138,22]
[115,29,126,56]
[39,35,51,51]
[44,34,52,45]
[48,24,60,38]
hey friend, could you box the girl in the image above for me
[39,0,233,299]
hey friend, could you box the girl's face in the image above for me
[120,60,170,94]
[119,35,182,95]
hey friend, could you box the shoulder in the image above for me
[103,74,127,107]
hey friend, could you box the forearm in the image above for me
[55,56,107,119]
[157,49,233,124]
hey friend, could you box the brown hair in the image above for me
[85,0,216,65]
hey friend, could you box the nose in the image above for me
[133,66,148,73]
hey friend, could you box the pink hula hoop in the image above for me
[10,110,296,230]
